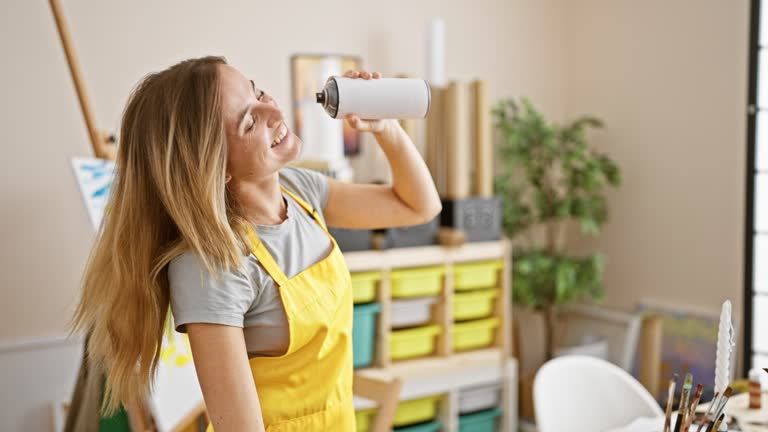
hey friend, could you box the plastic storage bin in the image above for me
[352,302,381,368]
[351,271,381,304]
[391,297,438,329]
[453,317,500,351]
[458,383,501,414]
[453,261,502,291]
[390,325,441,360]
[390,266,444,298]
[355,408,376,432]
[393,420,442,432]
[453,289,498,321]
[458,407,502,432]
[393,395,442,427]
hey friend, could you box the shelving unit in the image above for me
[347,240,517,432]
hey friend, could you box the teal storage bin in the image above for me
[458,407,501,432]
[353,302,381,368]
[394,420,442,432]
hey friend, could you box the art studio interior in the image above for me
[1,1,766,431]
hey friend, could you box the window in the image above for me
[746,0,767,372]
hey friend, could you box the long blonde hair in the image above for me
[73,56,248,415]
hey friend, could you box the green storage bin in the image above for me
[355,408,376,432]
[394,419,442,432]
[393,395,442,427]
[453,317,500,351]
[453,289,499,321]
[458,407,502,432]
[390,266,445,298]
[353,302,381,368]
[351,271,381,304]
[390,325,441,360]
[453,261,502,291]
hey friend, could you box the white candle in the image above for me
[714,299,735,431]
[426,17,446,87]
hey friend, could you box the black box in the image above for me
[328,227,373,252]
[380,217,439,248]
[441,196,502,242]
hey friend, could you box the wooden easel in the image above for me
[49,2,402,431]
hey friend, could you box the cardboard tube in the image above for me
[446,82,470,199]
[472,80,493,197]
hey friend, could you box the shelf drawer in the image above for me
[351,271,381,304]
[390,325,441,360]
[458,383,501,414]
[458,407,502,432]
[390,266,444,298]
[391,297,438,329]
[454,289,498,321]
[393,395,442,427]
[352,302,381,368]
[453,260,502,291]
[453,317,500,351]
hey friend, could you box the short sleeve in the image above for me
[279,167,330,212]
[168,252,255,333]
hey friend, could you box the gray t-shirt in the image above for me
[168,167,332,358]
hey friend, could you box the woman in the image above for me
[72,55,441,431]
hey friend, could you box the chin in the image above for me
[275,132,302,166]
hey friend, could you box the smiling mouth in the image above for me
[271,123,289,148]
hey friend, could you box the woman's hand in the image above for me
[341,70,399,135]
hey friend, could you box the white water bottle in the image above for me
[315,77,431,119]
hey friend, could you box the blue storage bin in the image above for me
[393,419,442,432]
[458,407,501,432]
[353,302,381,368]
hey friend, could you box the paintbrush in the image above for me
[674,374,693,432]
[710,387,733,430]
[695,391,719,432]
[684,383,704,430]
[706,413,725,432]
[664,376,678,432]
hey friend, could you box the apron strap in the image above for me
[245,225,288,286]
[244,186,329,286]
[280,187,329,233]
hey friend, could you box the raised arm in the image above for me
[322,70,441,230]
[186,323,265,432]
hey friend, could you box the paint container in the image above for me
[316,77,431,119]
[749,368,762,409]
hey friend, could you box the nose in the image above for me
[254,101,283,129]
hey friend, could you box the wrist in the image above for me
[373,119,403,141]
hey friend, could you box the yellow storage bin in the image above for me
[454,289,499,321]
[355,408,376,432]
[390,266,444,298]
[453,260,503,291]
[393,395,443,427]
[351,271,381,304]
[453,317,500,351]
[390,325,441,360]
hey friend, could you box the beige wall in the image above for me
[561,0,749,315]
[0,0,565,342]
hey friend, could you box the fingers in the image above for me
[341,70,382,79]
[345,114,371,132]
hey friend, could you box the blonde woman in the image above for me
[73,56,441,431]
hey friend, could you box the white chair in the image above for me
[534,355,663,432]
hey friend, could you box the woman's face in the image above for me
[218,64,301,183]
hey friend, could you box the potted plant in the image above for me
[492,98,621,360]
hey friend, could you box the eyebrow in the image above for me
[237,80,259,133]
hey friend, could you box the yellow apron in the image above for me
[207,187,355,431]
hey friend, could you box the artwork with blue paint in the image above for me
[71,157,115,229]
